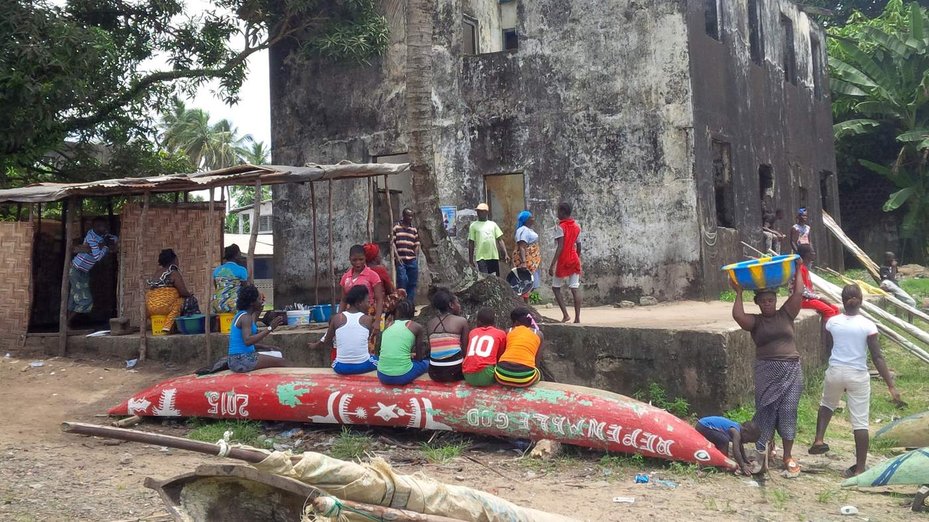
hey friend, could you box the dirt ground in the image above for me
[0,355,925,522]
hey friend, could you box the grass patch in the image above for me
[901,278,929,300]
[421,441,468,463]
[187,419,263,446]
[634,382,691,418]
[598,452,645,470]
[330,427,373,460]
[771,488,791,510]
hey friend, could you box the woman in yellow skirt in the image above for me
[146,249,197,334]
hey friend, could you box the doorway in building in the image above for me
[484,173,526,265]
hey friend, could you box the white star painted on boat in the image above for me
[374,402,400,421]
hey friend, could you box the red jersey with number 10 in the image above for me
[462,326,508,373]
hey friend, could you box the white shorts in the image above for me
[820,365,871,431]
[552,273,580,289]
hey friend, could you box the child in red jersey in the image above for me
[463,308,507,386]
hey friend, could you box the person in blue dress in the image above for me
[228,284,285,373]
[213,244,248,314]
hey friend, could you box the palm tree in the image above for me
[830,0,929,259]
[160,106,247,170]
[405,0,476,289]
[236,137,271,165]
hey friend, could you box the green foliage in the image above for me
[828,0,929,257]
[421,441,468,463]
[900,278,929,299]
[330,427,372,460]
[1,0,388,184]
[634,382,691,418]
[528,291,543,305]
[770,488,791,510]
[798,0,929,25]
[187,418,263,446]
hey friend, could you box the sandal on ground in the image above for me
[808,443,830,455]
[782,458,801,478]
[842,465,861,479]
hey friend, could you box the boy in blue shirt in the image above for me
[696,416,760,475]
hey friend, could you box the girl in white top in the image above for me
[808,284,902,479]
[318,284,378,375]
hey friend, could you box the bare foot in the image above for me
[560,316,571,323]
[573,318,580,324]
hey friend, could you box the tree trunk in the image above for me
[404,0,538,331]
[405,0,475,292]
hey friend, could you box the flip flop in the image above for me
[842,465,860,479]
[782,458,801,478]
[808,443,830,455]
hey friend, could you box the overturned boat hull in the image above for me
[874,410,929,448]
[110,368,735,469]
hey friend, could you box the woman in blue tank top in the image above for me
[228,284,285,373]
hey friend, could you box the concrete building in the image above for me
[270,0,841,307]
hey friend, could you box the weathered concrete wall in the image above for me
[24,309,825,414]
[271,0,703,305]
[543,309,827,414]
[687,0,843,298]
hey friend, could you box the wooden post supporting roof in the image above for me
[58,197,76,356]
[310,182,319,305]
[137,193,150,361]
[205,188,215,363]
[328,179,335,309]
[248,180,261,284]
[384,175,397,286]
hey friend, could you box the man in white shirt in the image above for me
[808,284,902,478]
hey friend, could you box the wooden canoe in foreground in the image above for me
[110,368,735,469]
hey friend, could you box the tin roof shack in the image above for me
[270,0,841,304]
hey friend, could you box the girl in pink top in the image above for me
[339,244,385,321]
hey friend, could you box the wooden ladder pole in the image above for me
[137,193,150,361]
[58,197,76,356]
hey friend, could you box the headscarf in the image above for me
[516,210,532,230]
[797,207,807,217]
[363,243,380,263]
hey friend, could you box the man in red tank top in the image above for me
[549,202,582,323]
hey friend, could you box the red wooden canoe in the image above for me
[110,368,735,469]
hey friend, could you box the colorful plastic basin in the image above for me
[312,304,334,323]
[175,314,206,335]
[721,254,799,291]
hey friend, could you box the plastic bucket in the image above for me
[286,310,311,326]
[150,315,168,336]
[176,314,206,335]
[312,304,334,323]
[218,313,235,334]
[721,254,800,291]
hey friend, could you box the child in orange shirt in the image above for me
[463,308,508,386]
[495,306,543,387]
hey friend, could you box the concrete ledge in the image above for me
[19,303,827,414]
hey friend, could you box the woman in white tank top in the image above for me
[318,284,378,375]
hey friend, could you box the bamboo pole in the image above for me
[205,188,215,363]
[137,193,150,361]
[328,178,336,310]
[384,175,397,286]
[58,197,76,356]
[822,211,881,282]
[310,181,320,305]
[247,181,261,284]
[821,266,929,323]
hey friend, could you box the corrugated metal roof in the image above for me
[0,162,410,203]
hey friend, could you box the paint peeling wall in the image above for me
[270,0,701,305]
[686,0,842,298]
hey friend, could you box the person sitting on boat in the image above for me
[495,307,543,388]
[228,284,285,373]
[376,300,429,385]
[363,242,406,319]
[212,244,248,314]
[146,249,199,334]
[425,288,469,382]
[808,284,902,479]
[730,264,805,478]
[795,244,840,321]
[320,284,378,375]
[695,416,760,476]
[463,308,507,387]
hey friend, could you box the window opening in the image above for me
[712,140,734,228]
[781,15,797,85]
[706,0,721,40]
[503,29,518,50]
[748,0,764,65]
[463,17,478,55]
[811,36,824,99]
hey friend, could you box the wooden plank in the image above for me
[205,189,214,364]
[310,181,319,304]
[385,175,397,286]
[328,179,335,310]
[822,212,881,282]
